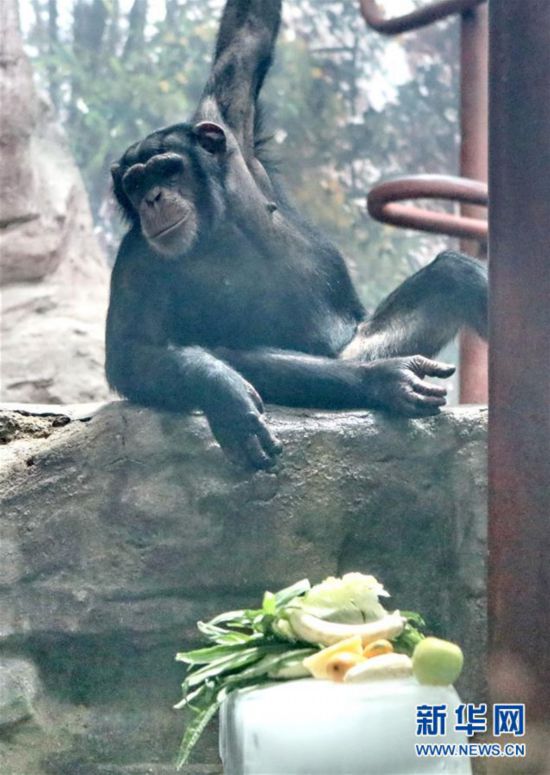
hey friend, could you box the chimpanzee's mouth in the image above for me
[148,215,189,240]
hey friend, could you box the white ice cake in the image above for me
[219,677,472,774]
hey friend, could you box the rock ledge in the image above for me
[0,402,487,774]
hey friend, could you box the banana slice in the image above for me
[343,653,413,683]
[325,652,365,682]
[303,635,363,679]
[363,639,393,658]
[289,610,405,647]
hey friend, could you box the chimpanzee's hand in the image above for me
[362,356,456,416]
[205,373,283,470]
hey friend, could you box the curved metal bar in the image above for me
[367,174,488,240]
[359,0,486,35]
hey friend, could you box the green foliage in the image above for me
[173,574,426,766]
[174,579,317,767]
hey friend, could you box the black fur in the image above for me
[106,0,488,469]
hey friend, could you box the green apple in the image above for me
[413,637,464,686]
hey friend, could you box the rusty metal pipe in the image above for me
[360,0,485,35]
[458,3,488,403]
[362,0,489,403]
[489,0,550,723]
[367,174,487,240]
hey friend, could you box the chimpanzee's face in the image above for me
[111,122,227,258]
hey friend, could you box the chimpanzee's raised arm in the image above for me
[194,119,314,257]
[195,0,281,159]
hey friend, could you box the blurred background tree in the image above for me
[22,0,460,309]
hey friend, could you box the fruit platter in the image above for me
[175,573,471,773]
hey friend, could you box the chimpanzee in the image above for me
[107,0,487,469]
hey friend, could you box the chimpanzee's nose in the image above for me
[145,186,163,206]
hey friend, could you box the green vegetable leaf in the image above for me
[176,639,262,665]
[176,684,221,769]
[393,611,426,655]
[262,590,277,615]
[273,578,311,606]
[289,572,389,624]
[184,646,268,689]
[174,573,436,766]
[196,619,252,643]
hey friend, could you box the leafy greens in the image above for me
[174,574,424,768]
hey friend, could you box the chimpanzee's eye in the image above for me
[161,155,185,177]
[121,163,146,199]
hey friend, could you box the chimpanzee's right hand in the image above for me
[360,355,456,417]
[204,371,283,470]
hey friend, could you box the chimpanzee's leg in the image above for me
[341,250,487,361]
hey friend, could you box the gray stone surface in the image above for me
[0,1,109,405]
[0,401,487,774]
[0,659,39,727]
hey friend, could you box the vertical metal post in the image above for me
[489,0,550,720]
[459,4,488,403]
[362,0,491,402]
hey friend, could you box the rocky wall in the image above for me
[0,402,487,774]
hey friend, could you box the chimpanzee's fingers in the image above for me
[409,376,448,398]
[405,386,447,408]
[245,435,276,469]
[411,356,456,379]
[250,413,283,455]
[414,393,446,408]
[400,397,443,417]
[222,438,271,470]
[246,384,265,413]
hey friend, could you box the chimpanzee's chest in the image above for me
[168,244,354,356]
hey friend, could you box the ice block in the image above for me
[219,677,472,774]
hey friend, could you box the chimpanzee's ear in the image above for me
[194,121,227,155]
[110,162,121,181]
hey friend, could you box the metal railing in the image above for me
[361,0,488,402]
[367,174,487,241]
[359,0,485,35]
